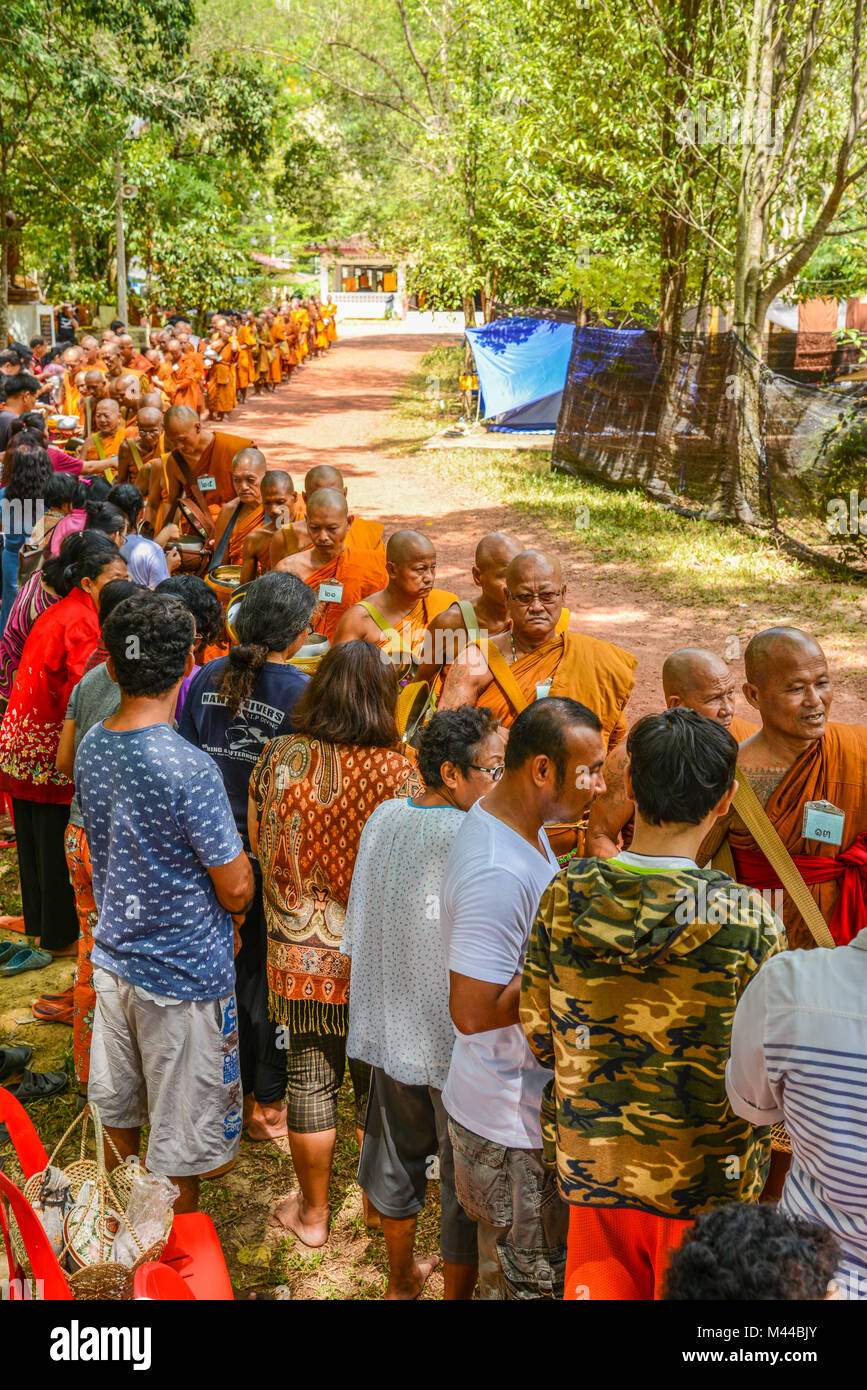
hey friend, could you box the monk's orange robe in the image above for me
[726,722,867,950]
[475,629,636,750]
[729,716,758,743]
[306,548,389,642]
[215,501,266,566]
[61,372,81,418]
[293,310,310,360]
[313,312,328,351]
[346,517,384,557]
[174,353,205,413]
[323,303,338,342]
[256,329,276,382]
[156,360,177,401]
[271,317,288,383]
[168,430,255,520]
[364,589,458,664]
[83,424,137,461]
[206,342,236,415]
[237,327,256,390]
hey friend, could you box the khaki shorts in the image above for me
[88,966,242,1178]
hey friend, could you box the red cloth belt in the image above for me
[730,832,867,945]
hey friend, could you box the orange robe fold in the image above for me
[174,353,205,413]
[84,424,136,460]
[206,342,236,414]
[476,630,637,749]
[306,549,389,642]
[219,502,266,566]
[729,716,758,743]
[728,722,867,950]
[237,327,256,390]
[368,589,458,663]
[156,360,177,402]
[346,517,384,556]
[170,430,255,519]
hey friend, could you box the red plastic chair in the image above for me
[0,1085,49,1179]
[0,1169,72,1300]
[134,1260,194,1300]
[161,1213,234,1300]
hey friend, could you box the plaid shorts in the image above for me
[284,1028,370,1134]
[448,1116,568,1299]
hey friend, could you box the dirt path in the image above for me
[230,328,867,725]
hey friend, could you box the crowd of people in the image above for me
[0,299,866,1304]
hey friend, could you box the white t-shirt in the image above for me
[440,799,559,1148]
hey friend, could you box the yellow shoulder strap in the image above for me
[359,600,391,634]
[731,770,835,949]
[480,638,530,716]
[457,599,480,641]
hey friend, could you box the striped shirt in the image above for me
[726,932,867,1299]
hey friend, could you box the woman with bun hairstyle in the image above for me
[179,570,316,1144]
[0,531,127,952]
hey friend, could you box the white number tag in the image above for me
[535,680,553,701]
[198,474,217,493]
[802,800,845,846]
[318,582,344,603]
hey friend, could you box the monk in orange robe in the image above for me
[116,406,165,494]
[255,317,276,392]
[79,334,107,370]
[291,299,310,360]
[173,342,205,413]
[156,345,178,403]
[236,314,257,403]
[323,300,338,343]
[157,406,254,535]
[703,627,867,951]
[311,299,328,355]
[275,489,387,642]
[438,550,636,749]
[267,463,377,569]
[333,530,456,666]
[240,470,307,584]
[79,398,137,478]
[415,531,522,692]
[586,647,757,859]
[60,346,83,417]
[271,310,289,383]
[205,329,236,420]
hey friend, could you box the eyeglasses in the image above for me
[469,762,505,781]
[510,590,561,607]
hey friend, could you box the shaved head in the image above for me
[506,550,562,591]
[475,532,522,571]
[663,648,737,726]
[164,405,199,431]
[137,406,163,432]
[387,529,435,565]
[140,392,163,411]
[231,447,267,475]
[262,469,294,492]
[744,627,825,687]
[84,369,106,389]
[663,649,730,699]
[306,487,348,517]
[305,464,344,495]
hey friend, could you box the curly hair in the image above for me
[291,640,399,748]
[216,571,316,716]
[155,574,224,649]
[98,578,141,629]
[662,1203,841,1301]
[103,593,195,697]
[4,439,52,503]
[417,707,500,788]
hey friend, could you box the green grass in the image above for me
[377,345,867,657]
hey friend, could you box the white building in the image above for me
[309,235,407,319]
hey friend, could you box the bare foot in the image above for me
[268,1191,329,1247]
[385,1253,442,1301]
[362,1193,381,1230]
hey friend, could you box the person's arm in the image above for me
[725,966,784,1125]
[449,969,522,1035]
[80,456,118,475]
[331,603,377,644]
[115,439,131,483]
[415,608,460,689]
[207,849,255,916]
[246,794,259,857]
[436,643,490,711]
[55,717,76,779]
[180,768,253,918]
[584,743,633,859]
[447,866,531,1035]
[519,883,557,1071]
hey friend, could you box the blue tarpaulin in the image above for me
[465,317,575,431]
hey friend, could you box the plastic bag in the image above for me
[111,1171,179,1267]
[30,1165,72,1257]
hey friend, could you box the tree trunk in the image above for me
[69,224,77,283]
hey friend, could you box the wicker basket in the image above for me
[11,1102,171,1300]
[770,1121,792,1154]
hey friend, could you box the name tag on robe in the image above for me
[802,800,845,846]
[318,582,343,603]
[198,475,217,493]
[535,680,553,701]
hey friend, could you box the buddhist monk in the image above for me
[323,299,338,343]
[415,531,522,688]
[206,448,267,572]
[239,470,305,583]
[116,406,164,493]
[111,373,142,426]
[79,397,132,475]
[173,340,205,413]
[255,315,276,391]
[437,550,636,748]
[270,308,289,384]
[702,627,867,951]
[79,334,105,369]
[158,405,254,534]
[275,489,387,642]
[101,342,123,383]
[236,312,257,404]
[156,340,179,401]
[205,327,236,421]
[333,530,456,667]
[585,647,757,858]
[117,333,152,375]
[60,346,83,417]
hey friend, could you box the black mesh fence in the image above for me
[552,329,867,542]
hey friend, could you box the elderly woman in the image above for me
[248,639,421,1247]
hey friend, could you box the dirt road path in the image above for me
[231,327,867,725]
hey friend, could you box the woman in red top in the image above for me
[0,532,127,951]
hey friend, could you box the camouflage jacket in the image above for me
[519,858,786,1218]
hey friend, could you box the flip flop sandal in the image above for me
[0,942,19,964]
[31,998,73,1025]
[6,1069,69,1101]
[0,947,52,976]
[0,1044,34,1083]
[33,988,74,1006]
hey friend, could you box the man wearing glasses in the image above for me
[438,550,636,754]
